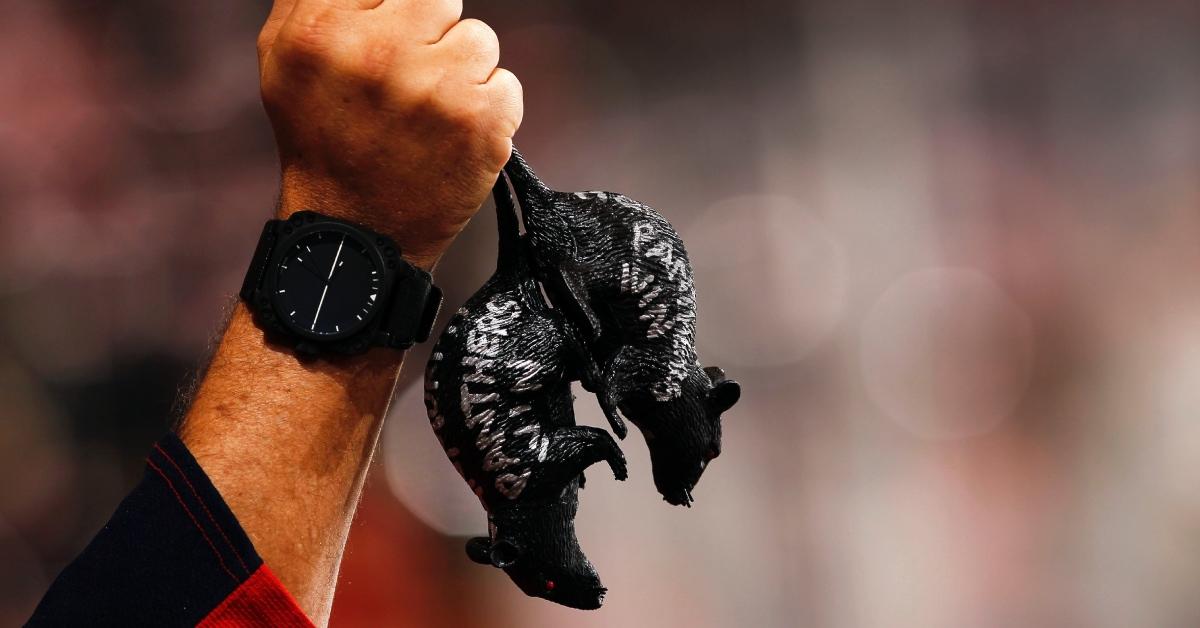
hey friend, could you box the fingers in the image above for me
[432,18,521,168]
[435,19,500,83]
[434,17,521,143]
[438,66,520,171]
[262,0,521,165]
[383,0,463,42]
[485,68,524,139]
[293,0,380,9]
[258,0,374,68]
[257,0,301,65]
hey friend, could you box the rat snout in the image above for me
[651,459,697,507]
[554,585,608,610]
[543,575,607,610]
[660,483,695,507]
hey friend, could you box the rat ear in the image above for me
[489,540,521,568]
[703,366,727,383]
[466,537,493,566]
[709,380,741,413]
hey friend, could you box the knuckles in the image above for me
[270,8,346,68]
[448,19,500,61]
[342,39,400,85]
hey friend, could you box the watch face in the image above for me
[272,228,383,339]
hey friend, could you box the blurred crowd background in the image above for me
[3,0,1200,626]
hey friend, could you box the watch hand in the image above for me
[311,235,346,330]
[299,258,328,283]
[328,259,347,282]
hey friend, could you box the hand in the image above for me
[257,0,524,270]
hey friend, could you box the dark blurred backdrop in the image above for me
[2,1,1200,626]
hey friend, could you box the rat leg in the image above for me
[559,324,629,440]
[573,367,627,441]
[596,391,627,440]
[522,426,628,498]
[589,346,640,440]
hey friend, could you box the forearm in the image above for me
[171,0,520,622]
[178,302,401,624]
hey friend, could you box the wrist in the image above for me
[242,207,443,356]
[276,175,456,272]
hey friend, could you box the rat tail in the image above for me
[491,171,527,277]
[503,147,577,264]
[504,147,552,197]
[503,148,555,230]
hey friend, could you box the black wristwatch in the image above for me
[240,211,442,356]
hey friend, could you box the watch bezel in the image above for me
[263,215,394,344]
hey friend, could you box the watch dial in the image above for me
[273,230,383,338]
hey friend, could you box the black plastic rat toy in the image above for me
[423,175,627,610]
[502,151,742,506]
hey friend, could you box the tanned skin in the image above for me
[176,0,522,624]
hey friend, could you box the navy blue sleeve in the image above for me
[26,433,265,627]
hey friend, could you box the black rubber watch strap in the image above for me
[239,220,278,303]
[379,264,443,349]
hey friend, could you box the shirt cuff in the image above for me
[28,433,313,627]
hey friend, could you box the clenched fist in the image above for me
[257,0,523,270]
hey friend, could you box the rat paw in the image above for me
[608,450,628,481]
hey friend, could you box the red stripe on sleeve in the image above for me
[154,444,251,575]
[198,565,313,628]
[145,459,239,583]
